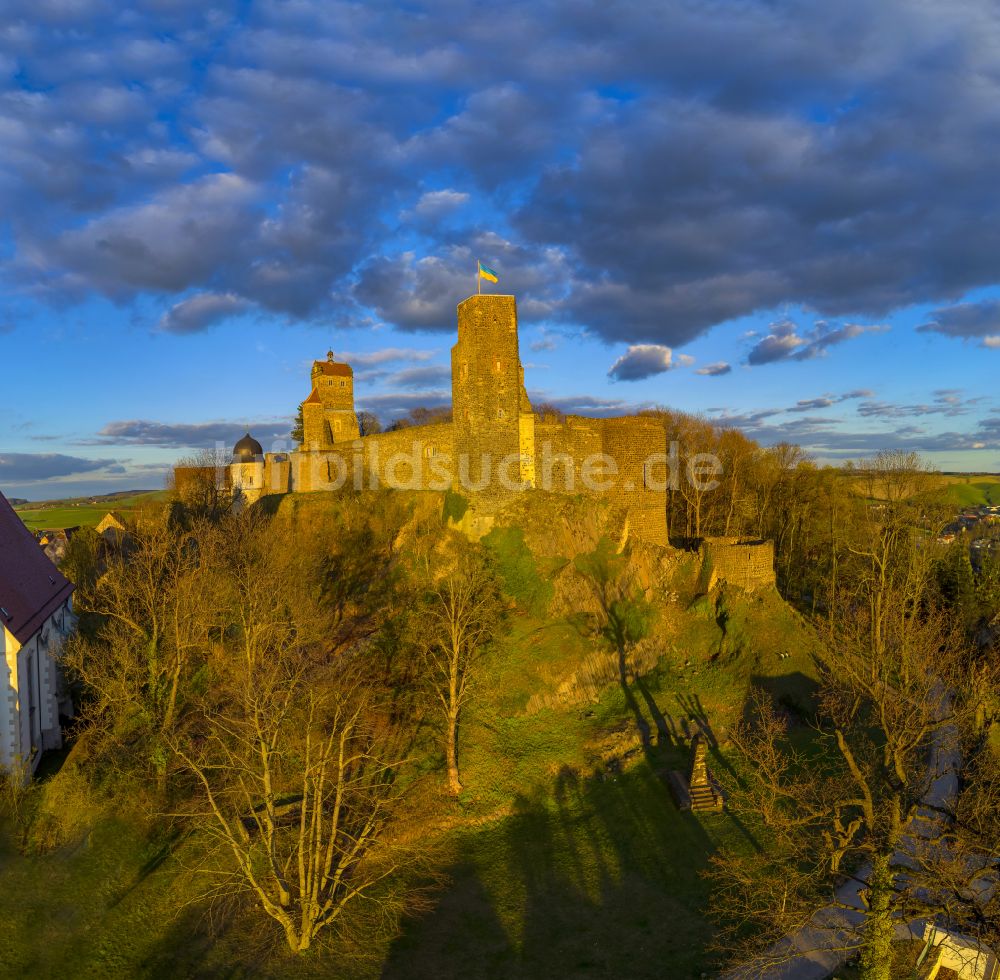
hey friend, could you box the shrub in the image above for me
[482,526,553,616]
[26,760,101,854]
[442,490,469,524]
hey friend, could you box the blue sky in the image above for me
[2,0,1000,499]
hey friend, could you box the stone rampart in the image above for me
[534,416,603,492]
[597,415,668,545]
[289,423,454,493]
[699,537,775,591]
[352,423,454,489]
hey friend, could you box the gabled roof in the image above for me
[303,387,323,405]
[0,492,74,645]
[312,361,352,377]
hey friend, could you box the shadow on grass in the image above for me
[382,759,743,979]
[747,671,820,725]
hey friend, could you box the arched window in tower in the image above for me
[495,359,503,373]
[498,408,505,419]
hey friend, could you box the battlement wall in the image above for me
[534,416,603,492]
[354,423,454,489]
[288,423,454,493]
[598,415,668,545]
[699,537,775,591]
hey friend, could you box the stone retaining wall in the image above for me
[700,537,775,590]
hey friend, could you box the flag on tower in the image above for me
[477,260,498,283]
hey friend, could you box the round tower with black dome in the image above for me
[230,431,265,507]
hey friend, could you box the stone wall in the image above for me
[597,415,668,545]
[263,455,290,496]
[529,413,668,544]
[350,423,454,490]
[699,537,775,591]
[289,423,454,494]
[534,415,604,492]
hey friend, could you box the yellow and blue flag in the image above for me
[478,260,498,283]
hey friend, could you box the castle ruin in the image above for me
[173,292,776,585]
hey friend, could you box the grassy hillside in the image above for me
[843,470,1000,508]
[0,491,823,978]
[13,491,167,531]
[384,585,820,979]
[936,476,1000,508]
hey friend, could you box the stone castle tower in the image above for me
[302,352,360,448]
[451,295,535,493]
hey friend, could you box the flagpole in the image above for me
[477,259,481,295]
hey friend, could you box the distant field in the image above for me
[13,490,167,531]
[936,476,1000,508]
[844,471,1000,507]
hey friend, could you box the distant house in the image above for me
[95,511,127,543]
[39,526,79,565]
[0,492,75,776]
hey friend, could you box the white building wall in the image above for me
[0,625,18,771]
[1,599,70,777]
[231,461,265,507]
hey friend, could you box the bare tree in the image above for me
[710,594,1000,980]
[357,410,382,437]
[386,406,453,431]
[64,519,205,794]
[174,654,411,953]
[421,550,504,795]
[533,402,566,421]
[170,448,232,520]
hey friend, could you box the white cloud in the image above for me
[608,344,676,382]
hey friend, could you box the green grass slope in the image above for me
[940,478,1000,508]
[14,491,167,531]
[0,494,824,978]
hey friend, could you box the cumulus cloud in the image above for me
[708,388,1000,457]
[709,409,1000,456]
[36,174,261,297]
[354,241,566,332]
[787,390,872,412]
[158,292,252,334]
[856,391,980,420]
[5,0,1000,353]
[747,328,806,365]
[608,344,681,381]
[696,362,732,376]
